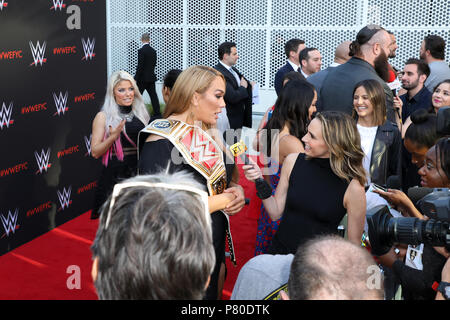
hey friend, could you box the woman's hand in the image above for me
[223,185,245,216]
[393,95,403,115]
[109,120,126,140]
[243,159,263,182]
[372,188,414,216]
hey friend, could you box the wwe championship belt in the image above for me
[139,119,237,265]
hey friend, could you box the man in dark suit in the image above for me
[214,42,253,132]
[134,33,161,117]
[319,25,395,122]
[307,41,351,100]
[274,39,306,96]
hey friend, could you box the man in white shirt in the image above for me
[299,47,322,78]
[214,42,254,136]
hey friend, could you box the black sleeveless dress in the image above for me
[138,138,235,300]
[268,153,349,254]
[91,108,146,219]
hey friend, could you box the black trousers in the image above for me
[138,81,161,116]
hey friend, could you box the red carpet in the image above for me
[0,164,260,300]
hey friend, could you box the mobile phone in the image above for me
[372,183,388,192]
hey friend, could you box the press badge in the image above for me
[405,244,424,270]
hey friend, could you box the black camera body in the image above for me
[367,188,450,256]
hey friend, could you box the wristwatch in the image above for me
[437,281,450,300]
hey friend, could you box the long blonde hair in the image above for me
[315,111,367,186]
[164,65,225,130]
[101,70,150,132]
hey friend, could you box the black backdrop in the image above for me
[0,0,106,255]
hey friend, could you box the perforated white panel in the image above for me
[107,0,450,108]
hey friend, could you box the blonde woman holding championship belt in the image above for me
[138,66,245,300]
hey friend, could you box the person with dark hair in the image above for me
[244,112,367,254]
[373,137,450,300]
[430,79,450,114]
[254,71,306,151]
[134,33,161,117]
[253,80,317,255]
[420,35,450,92]
[398,58,432,123]
[319,25,395,122]
[214,42,253,132]
[282,235,383,300]
[400,79,450,138]
[274,39,306,95]
[299,47,322,78]
[161,69,182,104]
[399,108,442,193]
[352,79,401,186]
[91,171,216,300]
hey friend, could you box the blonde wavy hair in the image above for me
[314,111,366,186]
[163,65,225,131]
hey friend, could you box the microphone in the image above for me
[229,140,272,199]
[386,175,401,190]
[407,186,434,204]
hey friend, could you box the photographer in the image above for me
[373,137,450,299]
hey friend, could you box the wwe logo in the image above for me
[50,0,65,10]
[53,91,69,116]
[81,38,95,60]
[0,0,8,11]
[1,209,19,238]
[0,101,14,130]
[29,41,47,66]
[57,186,72,210]
[84,134,92,156]
[35,148,52,174]
[191,132,217,163]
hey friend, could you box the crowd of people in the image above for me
[88,25,450,300]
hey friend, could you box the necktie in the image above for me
[229,68,241,86]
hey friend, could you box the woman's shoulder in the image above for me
[145,133,167,143]
[346,178,365,194]
[280,135,304,152]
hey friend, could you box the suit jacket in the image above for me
[307,65,337,98]
[214,63,252,129]
[319,57,395,122]
[134,44,157,83]
[274,62,296,96]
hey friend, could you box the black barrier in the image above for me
[0,0,106,255]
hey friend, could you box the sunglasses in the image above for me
[105,181,210,230]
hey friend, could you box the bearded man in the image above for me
[318,25,395,122]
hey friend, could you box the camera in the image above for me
[367,188,450,256]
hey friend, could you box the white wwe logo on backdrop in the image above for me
[29,41,47,66]
[84,135,92,156]
[81,38,95,60]
[57,186,72,210]
[51,0,65,10]
[34,148,51,174]
[0,0,6,11]
[1,209,19,237]
[0,102,13,130]
[53,91,69,115]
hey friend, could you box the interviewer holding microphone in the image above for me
[244,111,367,254]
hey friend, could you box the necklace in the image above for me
[118,105,134,122]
